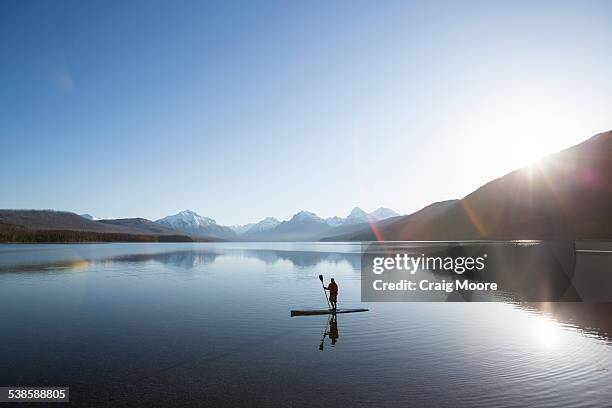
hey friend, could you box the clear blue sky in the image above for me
[1,0,611,224]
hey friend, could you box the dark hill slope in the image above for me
[97,218,187,235]
[0,210,124,232]
[333,130,612,241]
[0,210,198,242]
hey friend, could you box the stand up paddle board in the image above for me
[290,308,369,317]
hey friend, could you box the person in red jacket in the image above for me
[325,278,338,311]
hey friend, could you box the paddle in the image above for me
[319,274,331,310]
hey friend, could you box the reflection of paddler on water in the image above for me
[328,313,339,345]
[319,313,339,351]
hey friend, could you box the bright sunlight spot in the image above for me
[532,316,561,348]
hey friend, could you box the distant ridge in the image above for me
[0,210,126,233]
[0,210,200,243]
[98,218,191,236]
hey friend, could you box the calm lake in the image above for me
[1,243,611,407]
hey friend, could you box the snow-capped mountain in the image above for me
[156,210,216,229]
[155,210,237,240]
[80,213,97,221]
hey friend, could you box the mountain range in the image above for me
[0,206,400,243]
[153,207,400,241]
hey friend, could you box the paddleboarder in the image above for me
[324,278,338,311]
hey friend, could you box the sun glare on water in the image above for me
[532,316,560,348]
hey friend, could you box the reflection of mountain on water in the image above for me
[101,249,360,269]
[97,251,220,269]
[103,249,359,270]
[241,250,360,270]
[110,249,360,270]
[0,247,361,273]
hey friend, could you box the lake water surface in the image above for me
[1,243,611,407]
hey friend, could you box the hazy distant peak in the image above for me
[348,207,367,216]
[343,207,369,225]
[325,216,344,227]
[80,213,97,221]
[249,217,280,232]
[291,211,324,223]
[369,207,400,221]
[229,223,254,234]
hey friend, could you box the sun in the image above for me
[470,82,587,175]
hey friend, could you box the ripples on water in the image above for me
[0,243,611,407]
